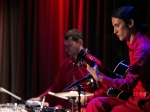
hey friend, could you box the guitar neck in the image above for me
[85,58,117,78]
[76,49,121,78]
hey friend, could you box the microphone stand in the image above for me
[76,84,82,112]
[69,97,75,112]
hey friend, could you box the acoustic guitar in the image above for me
[76,49,132,100]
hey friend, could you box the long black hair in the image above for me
[111,6,149,34]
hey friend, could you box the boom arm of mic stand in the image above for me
[64,73,92,91]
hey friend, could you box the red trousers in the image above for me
[86,96,150,112]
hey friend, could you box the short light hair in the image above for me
[64,29,83,42]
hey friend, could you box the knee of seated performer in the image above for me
[87,98,99,107]
[87,97,110,111]
[88,98,97,105]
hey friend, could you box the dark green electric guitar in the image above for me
[76,49,132,100]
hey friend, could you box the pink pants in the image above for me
[86,96,150,112]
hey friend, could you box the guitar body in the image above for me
[107,87,132,100]
[107,60,131,100]
[113,60,129,78]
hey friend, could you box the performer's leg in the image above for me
[86,97,124,112]
[111,97,150,112]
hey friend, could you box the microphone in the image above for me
[64,73,93,91]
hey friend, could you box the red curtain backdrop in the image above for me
[0,0,150,103]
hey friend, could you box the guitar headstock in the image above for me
[76,48,89,66]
